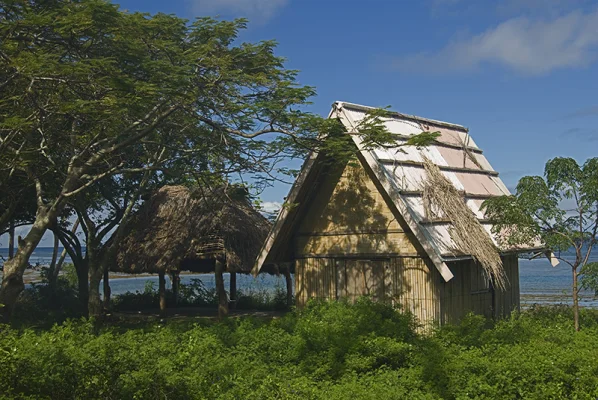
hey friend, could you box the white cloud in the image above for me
[496,0,593,16]
[261,201,282,213]
[393,8,598,75]
[189,0,288,22]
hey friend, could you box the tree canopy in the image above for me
[1,0,431,319]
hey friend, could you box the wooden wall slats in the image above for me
[295,232,418,256]
[291,152,521,326]
[440,256,520,324]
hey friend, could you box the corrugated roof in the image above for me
[335,101,538,260]
[253,101,544,279]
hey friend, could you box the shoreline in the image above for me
[1,269,220,285]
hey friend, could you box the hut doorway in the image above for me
[335,259,389,302]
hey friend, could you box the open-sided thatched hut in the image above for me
[113,185,272,316]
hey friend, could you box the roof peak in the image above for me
[332,101,468,132]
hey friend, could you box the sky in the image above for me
[3,0,598,247]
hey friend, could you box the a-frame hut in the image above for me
[253,101,544,326]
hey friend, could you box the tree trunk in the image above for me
[158,271,166,317]
[171,271,179,306]
[284,265,293,308]
[48,233,60,286]
[215,260,228,319]
[75,260,89,316]
[103,266,111,311]
[88,261,103,318]
[573,267,580,331]
[0,212,51,321]
[229,271,237,310]
[8,220,14,259]
[55,219,80,279]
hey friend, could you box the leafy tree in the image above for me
[483,157,598,331]
[0,0,439,320]
[0,0,323,319]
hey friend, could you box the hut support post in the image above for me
[103,266,111,311]
[229,271,237,310]
[215,260,228,319]
[158,271,166,317]
[284,264,293,308]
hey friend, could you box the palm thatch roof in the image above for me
[113,185,272,274]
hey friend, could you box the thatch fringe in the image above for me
[421,157,508,290]
[113,185,271,274]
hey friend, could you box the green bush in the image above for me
[12,274,84,326]
[1,302,598,399]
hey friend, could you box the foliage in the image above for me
[11,275,84,327]
[0,0,329,317]
[581,262,598,296]
[483,157,598,329]
[1,301,598,399]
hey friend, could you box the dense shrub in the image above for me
[1,301,598,399]
[12,268,84,327]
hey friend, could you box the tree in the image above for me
[0,0,325,319]
[0,0,439,320]
[483,157,598,331]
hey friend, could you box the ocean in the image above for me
[1,247,597,307]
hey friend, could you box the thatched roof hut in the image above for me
[114,185,271,275]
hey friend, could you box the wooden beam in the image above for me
[379,159,499,177]
[297,252,422,259]
[158,271,166,317]
[229,271,237,310]
[296,228,407,237]
[399,190,501,200]
[383,133,482,154]
[283,264,293,308]
[338,102,469,133]
[420,218,492,225]
[215,260,228,319]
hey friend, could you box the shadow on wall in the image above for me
[297,159,434,308]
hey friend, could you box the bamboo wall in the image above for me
[293,161,442,325]
[493,254,520,318]
[439,255,520,324]
[292,159,520,326]
[295,161,419,257]
[294,256,441,324]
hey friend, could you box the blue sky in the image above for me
[115,0,598,209]
[4,0,598,247]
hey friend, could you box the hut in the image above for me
[253,101,545,327]
[113,185,272,317]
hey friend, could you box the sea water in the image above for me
[1,247,597,307]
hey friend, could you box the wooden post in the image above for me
[215,260,228,319]
[171,271,180,305]
[158,271,166,317]
[284,264,293,308]
[229,271,237,310]
[103,266,111,311]
[8,220,14,259]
